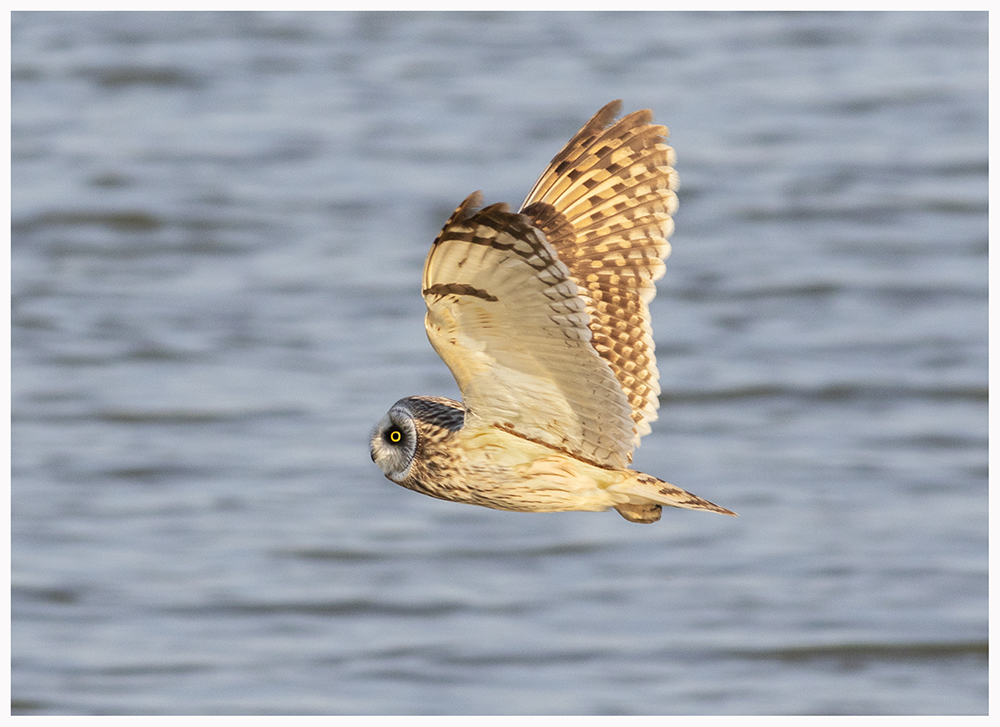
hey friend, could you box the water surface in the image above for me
[11,11,987,715]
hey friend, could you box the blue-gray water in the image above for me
[11,11,987,715]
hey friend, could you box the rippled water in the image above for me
[11,11,987,715]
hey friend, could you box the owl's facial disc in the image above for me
[370,406,417,482]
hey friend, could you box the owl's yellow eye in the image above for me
[389,429,402,443]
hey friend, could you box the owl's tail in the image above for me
[608,472,737,523]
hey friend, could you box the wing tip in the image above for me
[593,99,624,129]
[459,191,484,216]
[592,100,660,136]
[450,193,513,224]
[432,192,484,249]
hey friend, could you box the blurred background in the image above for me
[11,11,987,715]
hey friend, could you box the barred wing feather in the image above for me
[521,100,678,449]
[422,194,635,470]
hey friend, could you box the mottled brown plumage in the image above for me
[370,102,735,523]
[521,100,678,448]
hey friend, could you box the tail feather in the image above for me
[609,472,737,521]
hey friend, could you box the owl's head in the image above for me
[370,401,419,483]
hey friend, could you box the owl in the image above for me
[370,101,736,523]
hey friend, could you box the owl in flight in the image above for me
[370,101,736,523]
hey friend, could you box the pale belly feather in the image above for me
[440,426,630,513]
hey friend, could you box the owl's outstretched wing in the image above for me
[520,100,678,447]
[422,102,677,468]
[422,193,635,470]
